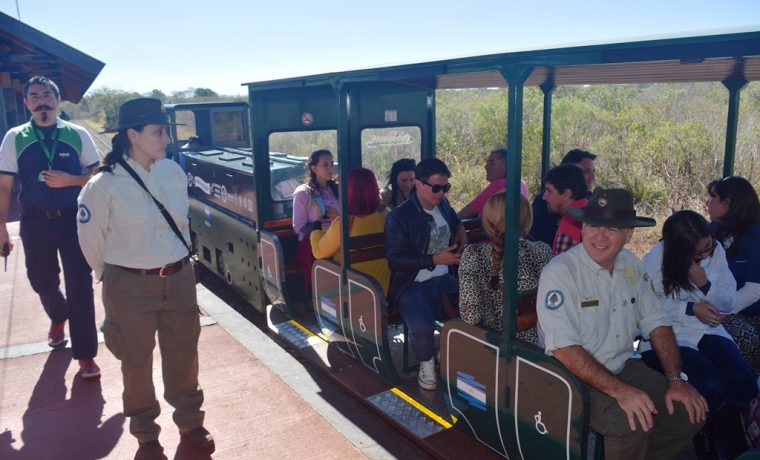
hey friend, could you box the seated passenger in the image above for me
[541,164,588,254]
[310,168,391,294]
[707,176,760,374]
[380,158,415,210]
[457,148,529,219]
[537,188,706,460]
[459,193,552,343]
[292,149,339,287]
[530,149,597,245]
[639,210,756,458]
[385,158,467,391]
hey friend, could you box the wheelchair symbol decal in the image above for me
[534,411,548,435]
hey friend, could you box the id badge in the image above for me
[38,171,46,182]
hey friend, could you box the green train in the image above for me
[166,29,760,459]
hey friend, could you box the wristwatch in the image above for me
[666,371,689,384]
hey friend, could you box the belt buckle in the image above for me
[159,265,170,277]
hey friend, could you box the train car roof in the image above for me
[244,26,760,91]
[164,101,249,110]
[0,11,104,103]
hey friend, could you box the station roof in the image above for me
[245,27,760,91]
[0,12,103,103]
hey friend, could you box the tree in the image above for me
[193,88,218,99]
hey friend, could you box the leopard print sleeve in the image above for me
[459,243,490,326]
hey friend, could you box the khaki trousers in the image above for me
[589,359,703,460]
[101,262,204,443]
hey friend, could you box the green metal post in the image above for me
[498,66,533,359]
[722,78,747,178]
[540,80,555,180]
[425,91,436,160]
[333,81,352,270]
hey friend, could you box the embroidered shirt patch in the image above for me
[77,204,91,224]
[545,290,564,310]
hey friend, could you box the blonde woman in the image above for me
[459,193,552,341]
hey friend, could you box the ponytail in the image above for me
[97,130,129,173]
[97,125,145,173]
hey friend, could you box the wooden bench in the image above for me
[462,217,488,244]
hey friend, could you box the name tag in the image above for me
[581,300,599,308]
[59,152,70,158]
[38,171,46,182]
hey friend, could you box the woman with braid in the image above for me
[77,98,213,459]
[459,192,552,342]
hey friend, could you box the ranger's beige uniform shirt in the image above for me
[77,157,190,280]
[537,244,671,374]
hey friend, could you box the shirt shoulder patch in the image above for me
[545,290,564,310]
[78,204,91,224]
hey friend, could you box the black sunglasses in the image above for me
[693,240,718,262]
[419,178,451,194]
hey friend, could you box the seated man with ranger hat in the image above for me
[537,187,707,460]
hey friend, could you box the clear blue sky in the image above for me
[2,0,759,97]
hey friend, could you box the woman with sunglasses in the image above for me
[459,193,551,342]
[639,210,756,456]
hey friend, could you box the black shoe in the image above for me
[181,427,215,453]
[134,440,167,460]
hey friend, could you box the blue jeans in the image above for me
[642,334,757,413]
[20,211,97,359]
[396,274,458,362]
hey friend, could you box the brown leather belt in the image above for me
[113,256,190,277]
[23,208,76,219]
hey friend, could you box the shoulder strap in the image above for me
[117,159,192,254]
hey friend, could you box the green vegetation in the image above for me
[64,83,759,222]
[437,83,760,219]
[59,87,245,132]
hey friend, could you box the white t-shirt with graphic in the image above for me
[414,205,450,282]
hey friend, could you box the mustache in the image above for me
[33,105,53,112]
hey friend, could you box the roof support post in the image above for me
[540,79,555,180]
[722,78,747,178]
[333,80,352,270]
[498,66,533,356]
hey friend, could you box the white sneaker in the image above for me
[418,357,437,391]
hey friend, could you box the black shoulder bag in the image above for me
[117,159,201,283]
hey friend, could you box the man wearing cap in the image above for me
[537,188,707,460]
[0,76,100,378]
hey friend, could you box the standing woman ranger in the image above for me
[292,149,339,288]
[77,98,213,460]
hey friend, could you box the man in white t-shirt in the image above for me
[385,158,467,390]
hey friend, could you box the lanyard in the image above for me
[31,125,60,169]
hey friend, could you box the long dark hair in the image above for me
[306,149,338,198]
[385,158,416,208]
[97,126,146,173]
[661,210,711,297]
[708,176,760,257]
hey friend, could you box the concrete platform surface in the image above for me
[0,219,401,459]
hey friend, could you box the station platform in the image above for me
[0,220,428,459]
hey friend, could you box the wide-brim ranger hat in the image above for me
[101,97,182,133]
[564,187,656,228]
